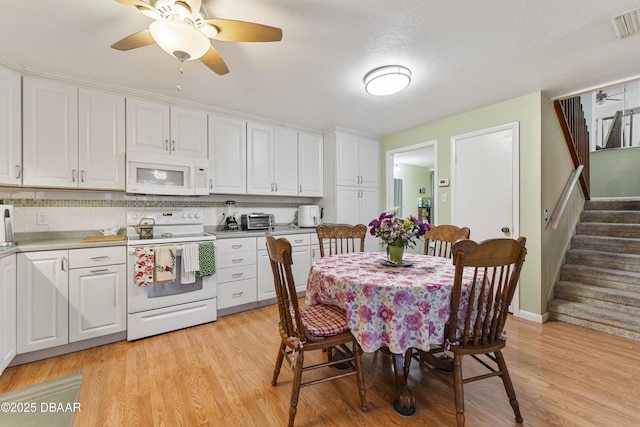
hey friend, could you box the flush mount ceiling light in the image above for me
[364,65,412,96]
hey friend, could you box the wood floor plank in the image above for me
[1,303,639,426]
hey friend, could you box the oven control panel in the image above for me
[127,211,204,226]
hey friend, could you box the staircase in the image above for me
[548,199,640,342]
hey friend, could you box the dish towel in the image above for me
[196,242,216,277]
[155,245,177,283]
[181,243,200,284]
[133,247,155,287]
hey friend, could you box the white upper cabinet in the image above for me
[298,131,323,197]
[208,114,247,194]
[170,106,208,158]
[0,66,21,186]
[126,98,207,159]
[79,88,126,190]
[336,131,380,188]
[22,77,79,188]
[247,122,298,196]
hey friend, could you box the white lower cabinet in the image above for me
[68,247,126,342]
[257,233,311,301]
[17,246,126,354]
[216,237,257,310]
[0,254,17,375]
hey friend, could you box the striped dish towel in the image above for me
[181,243,200,284]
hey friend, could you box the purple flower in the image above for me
[403,311,423,331]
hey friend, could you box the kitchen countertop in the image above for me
[0,226,320,259]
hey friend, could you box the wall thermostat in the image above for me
[438,178,450,187]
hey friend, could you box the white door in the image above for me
[298,132,323,196]
[0,66,21,186]
[0,254,16,374]
[126,98,170,155]
[246,122,274,195]
[171,107,208,158]
[17,251,69,353]
[273,127,298,196]
[451,122,520,314]
[208,115,247,194]
[79,89,125,190]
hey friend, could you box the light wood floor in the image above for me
[1,303,639,426]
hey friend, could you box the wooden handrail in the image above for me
[553,98,591,200]
[548,165,583,230]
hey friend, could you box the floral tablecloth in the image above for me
[305,252,479,354]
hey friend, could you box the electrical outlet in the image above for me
[37,212,49,225]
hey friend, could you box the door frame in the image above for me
[385,139,438,223]
[451,122,520,316]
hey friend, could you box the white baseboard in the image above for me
[516,310,548,324]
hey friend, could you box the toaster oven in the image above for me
[241,214,275,230]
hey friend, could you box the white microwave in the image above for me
[126,152,209,196]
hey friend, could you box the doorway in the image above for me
[385,140,437,254]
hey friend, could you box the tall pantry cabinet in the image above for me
[0,66,21,186]
[322,128,381,252]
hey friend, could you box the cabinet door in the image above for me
[335,132,360,186]
[17,251,69,353]
[171,106,208,158]
[291,245,311,293]
[0,254,16,374]
[273,127,298,196]
[22,77,78,188]
[336,186,361,226]
[246,122,274,195]
[298,132,323,197]
[68,263,126,342]
[360,187,381,252]
[256,250,274,301]
[358,136,380,188]
[79,89,125,190]
[126,98,170,155]
[0,66,21,186]
[208,115,247,194]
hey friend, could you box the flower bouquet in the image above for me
[368,209,429,264]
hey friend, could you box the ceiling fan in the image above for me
[111,0,282,75]
[596,89,622,104]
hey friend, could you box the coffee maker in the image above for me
[224,200,239,231]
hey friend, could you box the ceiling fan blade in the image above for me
[205,19,282,42]
[111,29,156,51]
[114,0,155,14]
[199,46,230,75]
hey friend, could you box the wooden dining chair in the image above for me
[316,223,367,257]
[265,234,367,427]
[423,224,470,258]
[405,237,527,427]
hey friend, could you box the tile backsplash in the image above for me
[0,189,312,233]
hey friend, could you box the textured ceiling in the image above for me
[2,0,640,137]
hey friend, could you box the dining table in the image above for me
[305,251,481,416]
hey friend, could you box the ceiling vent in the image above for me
[612,8,640,38]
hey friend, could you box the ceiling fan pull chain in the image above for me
[176,58,185,91]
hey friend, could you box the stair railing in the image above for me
[553,98,591,200]
[548,165,584,230]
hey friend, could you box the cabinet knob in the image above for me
[501,226,510,233]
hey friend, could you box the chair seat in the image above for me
[293,304,349,337]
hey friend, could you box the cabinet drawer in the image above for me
[69,246,126,268]
[257,233,311,248]
[217,251,256,269]
[218,279,257,309]
[216,238,257,253]
[217,264,256,283]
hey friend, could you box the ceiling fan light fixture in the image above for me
[364,65,411,96]
[149,19,210,60]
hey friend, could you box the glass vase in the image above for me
[387,244,405,264]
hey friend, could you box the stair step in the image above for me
[585,200,640,211]
[565,249,640,273]
[548,299,640,341]
[580,210,640,223]
[554,281,640,314]
[571,235,640,255]
[575,222,640,238]
[559,264,640,292]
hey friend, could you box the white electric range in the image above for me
[126,210,217,340]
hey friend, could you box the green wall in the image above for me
[380,92,582,318]
[590,146,640,198]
